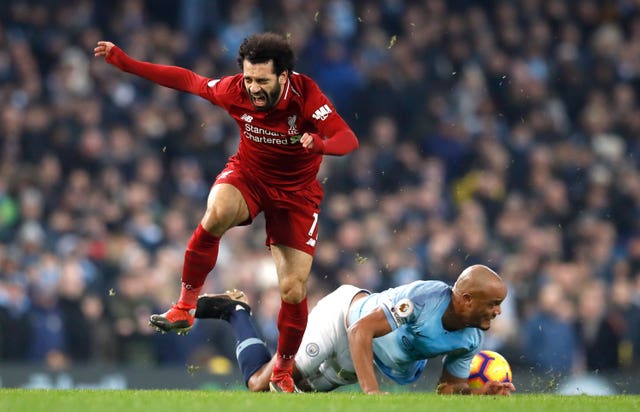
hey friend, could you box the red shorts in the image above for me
[214,159,324,256]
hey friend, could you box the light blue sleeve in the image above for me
[443,335,483,378]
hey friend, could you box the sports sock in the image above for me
[178,224,220,307]
[273,298,308,373]
[229,307,272,384]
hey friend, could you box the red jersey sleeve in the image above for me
[300,76,358,156]
[106,46,221,103]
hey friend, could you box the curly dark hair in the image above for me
[237,32,296,75]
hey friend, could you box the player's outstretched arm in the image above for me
[347,308,392,395]
[300,129,358,156]
[436,370,515,395]
[93,40,209,95]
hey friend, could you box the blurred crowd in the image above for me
[1,0,640,383]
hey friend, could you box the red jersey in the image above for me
[106,47,358,191]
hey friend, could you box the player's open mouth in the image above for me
[251,94,266,106]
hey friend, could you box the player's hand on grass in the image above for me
[94,41,115,58]
[481,380,516,396]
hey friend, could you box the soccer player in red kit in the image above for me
[94,32,358,392]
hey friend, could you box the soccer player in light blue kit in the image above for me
[196,264,515,395]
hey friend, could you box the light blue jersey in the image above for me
[348,280,483,384]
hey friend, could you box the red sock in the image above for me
[178,224,220,308]
[273,298,308,373]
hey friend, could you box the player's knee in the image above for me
[202,207,236,235]
[247,376,268,392]
[280,282,306,303]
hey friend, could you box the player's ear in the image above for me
[279,70,288,85]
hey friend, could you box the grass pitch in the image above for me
[1,389,639,412]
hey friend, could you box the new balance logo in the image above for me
[241,113,254,123]
[312,104,332,121]
[306,238,316,247]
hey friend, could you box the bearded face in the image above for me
[242,59,286,111]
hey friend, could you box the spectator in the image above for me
[522,281,577,377]
[574,279,621,372]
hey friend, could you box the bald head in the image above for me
[442,265,507,330]
[446,265,507,331]
[453,264,505,296]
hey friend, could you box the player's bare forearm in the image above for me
[348,324,380,394]
[347,309,392,395]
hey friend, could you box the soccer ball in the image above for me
[467,350,512,389]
